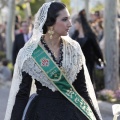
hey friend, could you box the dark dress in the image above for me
[72,33,104,84]
[10,38,101,120]
[12,33,25,65]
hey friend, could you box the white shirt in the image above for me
[23,33,32,43]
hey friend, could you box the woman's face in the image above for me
[53,8,72,36]
[74,21,82,31]
[95,23,100,32]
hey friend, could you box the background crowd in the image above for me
[0,6,120,94]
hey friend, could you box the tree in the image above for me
[6,0,32,61]
[45,0,61,2]
[90,1,104,13]
[104,0,119,90]
[30,0,45,16]
[0,0,7,9]
[62,0,71,13]
[118,0,120,17]
[45,0,52,2]
[6,0,15,61]
[0,0,7,24]
[45,0,71,14]
[85,0,89,20]
[0,0,8,22]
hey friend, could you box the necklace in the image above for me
[52,47,60,59]
[53,52,56,57]
[41,36,62,59]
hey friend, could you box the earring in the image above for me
[48,27,54,39]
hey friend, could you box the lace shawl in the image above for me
[22,37,82,92]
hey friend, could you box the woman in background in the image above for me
[72,11,105,85]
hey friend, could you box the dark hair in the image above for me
[95,11,100,17]
[15,15,19,23]
[75,10,97,39]
[79,9,86,18]
[43,2,66,34]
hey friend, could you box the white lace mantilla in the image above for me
[22,38,83,92]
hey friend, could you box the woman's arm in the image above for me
[91,36,104,63]
[10,72,32,120]
[73,66,101,120]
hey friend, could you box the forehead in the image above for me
[57,8,70,18]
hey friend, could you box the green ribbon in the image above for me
[32,44,96,120]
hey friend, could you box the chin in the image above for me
[61,32,68,36]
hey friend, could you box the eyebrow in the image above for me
[62,16,70,19]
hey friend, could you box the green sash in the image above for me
[32,44,96,120]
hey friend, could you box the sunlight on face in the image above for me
[74,21,82,31]
[53,8,72,36]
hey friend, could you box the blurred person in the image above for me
[0,24,4,51]
[0,35,3,51]
[28,22,34,36]
[72,11,105,85]
[15,15,21,35]
[0,22,6,33]
[0,23,6,51]
[27,16,33,26]
[15,23,21,35]
[26,16,34,34]
[93,11,101,22]
[12,21,31,65]
[69,9,86,37]
[4,2,103,120]
[95,20,104,42]
[0,59,11,82]
[69,14,77,37]
[80,9,86,18]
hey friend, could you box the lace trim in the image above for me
[22,38,83,92]
[41,37,63,67]
[62,38,83,83]
[22,58,56,91]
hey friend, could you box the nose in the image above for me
[68,19,72,28]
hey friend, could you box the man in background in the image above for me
[12,21,31,65]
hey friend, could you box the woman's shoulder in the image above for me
[62,36,81,49]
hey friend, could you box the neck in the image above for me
[99,29,103,33]
[44,33,61,47]
[78,27,84,38]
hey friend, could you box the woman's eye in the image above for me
[62,18,67,21]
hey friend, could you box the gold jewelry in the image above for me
[48,27,54,39]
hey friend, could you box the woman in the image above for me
[95,19,104,42]
[4,2,102,120]
[72,11,105,84]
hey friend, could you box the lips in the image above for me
[66,29,69,32]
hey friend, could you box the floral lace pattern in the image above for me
[22,38,83,92]
[41,37,63,67]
